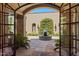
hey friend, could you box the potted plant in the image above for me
[54,39,60,51]
[15,33,30,49]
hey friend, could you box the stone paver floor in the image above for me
[16,36,59,56]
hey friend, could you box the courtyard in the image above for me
[16,36,59,56]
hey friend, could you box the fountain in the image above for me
[39,29,52,40]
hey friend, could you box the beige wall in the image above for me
[25,12,59,34]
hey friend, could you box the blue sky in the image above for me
[30,8,58,13]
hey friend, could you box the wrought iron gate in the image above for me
[0,4,15,56]
[59,4,79,56]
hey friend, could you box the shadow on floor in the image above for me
[16,38,59,56]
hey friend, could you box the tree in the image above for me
[39,18,54,36]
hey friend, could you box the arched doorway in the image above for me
[16,3,60,56]
[39,18,54,36]
[32,23,36,32]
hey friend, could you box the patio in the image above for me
[16,36,59,56]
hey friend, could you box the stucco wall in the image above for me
[25,12,59,34]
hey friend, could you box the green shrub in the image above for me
[15,33,29,49]
[27,32,38,36]
[39,18,54,36]
[55,39,60,47]
[54,39,60,51]
[53,32,59,36]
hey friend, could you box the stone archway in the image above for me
[16,4,60,56]
[15,3,60,56]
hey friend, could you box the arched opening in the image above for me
[39,18,54,36]
[32,23,36,32]
[20,5,60,56]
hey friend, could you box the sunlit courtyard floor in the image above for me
[16,36,59,56]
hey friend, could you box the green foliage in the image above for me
[55,39,60,47]
[27,32,38,36]
[39,18,54,35]
[15,33,29,49]
[53,32,59,36]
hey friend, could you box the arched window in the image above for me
[32,23,36,32]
